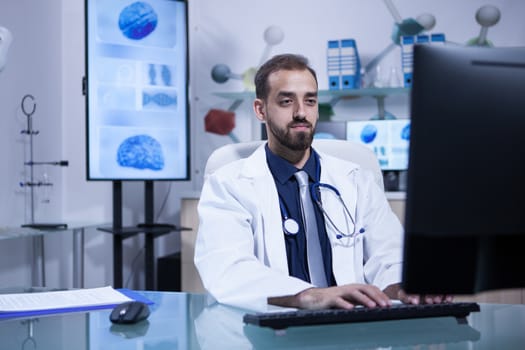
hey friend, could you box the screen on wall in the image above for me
[85,0,189,180]
[346,119,410,171]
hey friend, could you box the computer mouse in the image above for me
[109,301,150,324]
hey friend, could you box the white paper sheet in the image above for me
[0,286,132,312]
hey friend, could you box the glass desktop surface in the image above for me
[0,291,524,350]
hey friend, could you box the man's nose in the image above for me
[293,101,307,119]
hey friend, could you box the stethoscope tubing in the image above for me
[278,158,364,239]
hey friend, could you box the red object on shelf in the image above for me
[204,109,236,135]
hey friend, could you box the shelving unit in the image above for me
[215,87,410,120]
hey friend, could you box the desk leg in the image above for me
[113,235,123,288]
[145,233,154,290]
[72,228,84,288]
[31,235,45,287]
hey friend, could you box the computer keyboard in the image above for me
[243,302,480,329]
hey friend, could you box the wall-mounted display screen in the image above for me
[85,0,189,180]
[346,119,410,171]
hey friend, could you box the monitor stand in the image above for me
[137,180,176,229]
[98,180,190,290]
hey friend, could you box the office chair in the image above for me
[204,139,384,190]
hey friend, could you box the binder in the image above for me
[401,33,447,88]
[340,39,361,89]
[416,34,430,44]
[327,40,341,90]
[431,33,446,45]
[401,35,415,87]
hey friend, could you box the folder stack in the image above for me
[326,39,361,90]
[401,33,446,88]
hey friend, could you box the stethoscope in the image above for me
[279,161,365,239]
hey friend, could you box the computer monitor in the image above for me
[346,119,410,171]
[85,0,190,181]
[402,44,525,295]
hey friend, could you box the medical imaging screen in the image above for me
[86,0,189,180]
[346,119,410,171]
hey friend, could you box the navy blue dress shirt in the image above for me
[265,145,335,286]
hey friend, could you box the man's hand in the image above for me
[268,284,393,310]
[383,283,454,304]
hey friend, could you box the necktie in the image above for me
[294,170,328,287]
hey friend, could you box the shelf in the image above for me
[214,87,410,100]
[214,87,410,120]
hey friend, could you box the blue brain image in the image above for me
[118,2,158,40]
[360,124,378,143]
[117,134,164,171]
[401,123,411,140]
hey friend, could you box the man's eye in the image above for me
[280,99,292,105]
[306,98,317,105]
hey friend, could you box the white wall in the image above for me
[1,0,524,289]
[0,0,63,286]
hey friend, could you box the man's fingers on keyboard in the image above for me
[332,297,355,310]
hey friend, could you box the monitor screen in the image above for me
[402,44,525,294]
[346,119,410,171]
[85,0,189,181]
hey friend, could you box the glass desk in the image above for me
[0,291,524,350]
[0,223,103,288]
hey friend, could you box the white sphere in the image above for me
[416,13,436,31]
[264,26,284,45]
[476,5,501,27]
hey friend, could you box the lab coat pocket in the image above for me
[330,234,365,285]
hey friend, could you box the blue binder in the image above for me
[401,35,415,87]
[340,39,361,89]
[416,34,430,44]
[431,33,446,44]
[327,40,341,90]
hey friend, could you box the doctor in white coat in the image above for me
[195,54,450,312]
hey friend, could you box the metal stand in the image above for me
[19,94,69,287]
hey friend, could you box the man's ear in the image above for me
[253,99,266,122]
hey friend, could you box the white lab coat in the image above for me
[194,144,404,311]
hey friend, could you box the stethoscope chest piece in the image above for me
[283,218,299,235]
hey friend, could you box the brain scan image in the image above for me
[360,124,378,143]
[118,1,158,40]
[401,123,411,140]
[117,134,164,170]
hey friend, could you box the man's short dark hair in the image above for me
[254,54,318,100]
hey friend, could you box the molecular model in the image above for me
[366,1,501,77]
[467,5,501,46]
[205,26,284,142]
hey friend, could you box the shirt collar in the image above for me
[265,144,319,184]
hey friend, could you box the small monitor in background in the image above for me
[346,119,410,191]
[346,119,410,172]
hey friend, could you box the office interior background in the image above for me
[0,0,524,291]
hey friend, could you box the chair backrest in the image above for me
[204,139,384,189]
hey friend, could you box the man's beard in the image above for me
[267,117,314,151]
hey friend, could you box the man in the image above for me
[195,54,450,311]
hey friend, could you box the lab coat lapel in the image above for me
[242,146,289,275]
